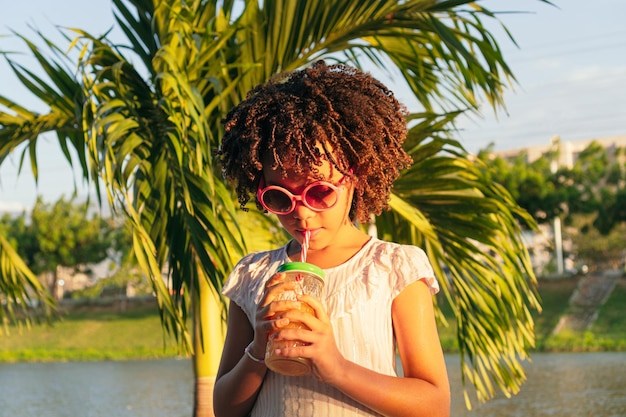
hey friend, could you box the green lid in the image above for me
[277,262,325,279]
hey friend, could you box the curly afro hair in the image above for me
[218,60,413,224]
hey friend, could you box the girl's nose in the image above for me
[291,200,315,220]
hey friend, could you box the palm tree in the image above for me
[0,0,549,414]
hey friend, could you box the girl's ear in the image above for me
[346,184,358,220]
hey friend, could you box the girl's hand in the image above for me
[270,293,346,383]
[249,272,302,356]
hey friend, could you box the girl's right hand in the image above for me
[249,272,300,354]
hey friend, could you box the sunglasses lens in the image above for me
[259,181,341,214]
[305,184,338,210]
[261,189,293,213]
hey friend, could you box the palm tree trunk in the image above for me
[194,375,215,417]
[193,274,225,417]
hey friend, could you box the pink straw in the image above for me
[300,230,310,262]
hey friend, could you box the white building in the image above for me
[495,135,626,169]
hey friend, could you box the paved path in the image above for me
[553,270,621,334]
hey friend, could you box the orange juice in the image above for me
[265,262,324,376]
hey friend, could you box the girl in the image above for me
[214,61,450,417]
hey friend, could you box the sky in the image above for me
[1,0,625,214]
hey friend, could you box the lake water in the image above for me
[0,353,624,416]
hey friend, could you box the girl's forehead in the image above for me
[263,157,343,184]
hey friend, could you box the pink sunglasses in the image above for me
[257,175,349,215]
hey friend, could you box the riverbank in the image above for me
[1,276,625,362]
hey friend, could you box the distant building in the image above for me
[494,135,626,169]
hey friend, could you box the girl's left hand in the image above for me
[271,294,345,383]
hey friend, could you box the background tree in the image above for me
[1,0,553,413]
[477,140,626,272]
[477,143,559,223]
[1,196,118,299]
[569,215,626,272]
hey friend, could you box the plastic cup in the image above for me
[265,262,325,376]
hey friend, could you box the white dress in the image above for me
[222,237,439,417]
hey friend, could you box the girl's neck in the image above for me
[288,227,371,269]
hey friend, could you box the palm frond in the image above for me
[377,113,540,405]
[0,234,55,333]
[0,30,93,193]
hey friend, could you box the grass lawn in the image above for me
[434,276,626,353]
[533,277,580,340]
[1,276,625,362]
[0,303,183,362]
[593,279,626,339]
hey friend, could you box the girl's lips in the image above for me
[298,228,319,239]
